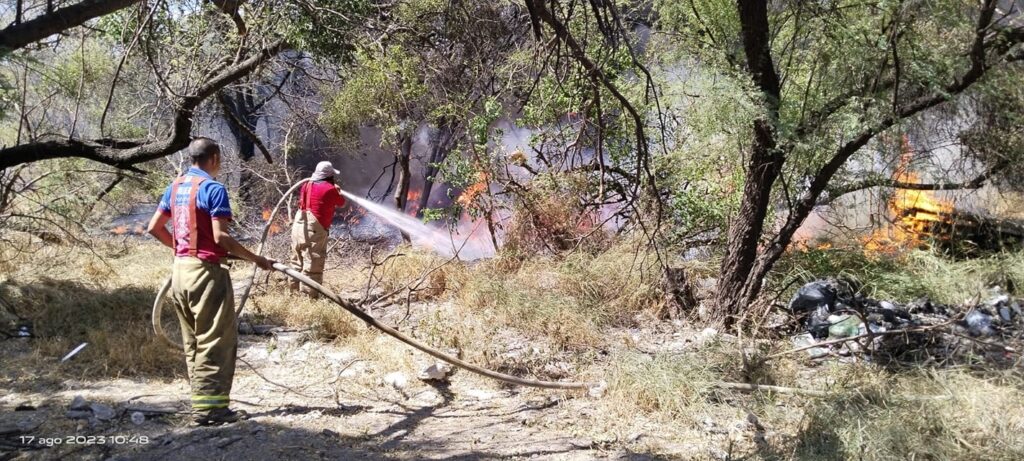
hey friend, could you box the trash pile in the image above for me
[786,279,1022,361]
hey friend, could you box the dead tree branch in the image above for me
[0,39,286,170]
[0,0,140,51]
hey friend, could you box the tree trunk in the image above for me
[394,133,412,211]
[221,89,260,203]
[0,39,285,171]
[415,124,454,219]
[711,0,1018,325]
[0,0,140,51]
[394,132,412,242]
[714,0,783,323]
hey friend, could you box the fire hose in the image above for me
[151,180,594,391]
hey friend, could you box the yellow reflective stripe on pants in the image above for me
[192,402,229,410]
[191,395,229,409]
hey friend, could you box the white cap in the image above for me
[311,161,340,181]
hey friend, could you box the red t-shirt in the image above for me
[298,181,345,228]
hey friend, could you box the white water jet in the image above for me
[340,190,495,260]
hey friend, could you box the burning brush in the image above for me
[861,136,1024,257]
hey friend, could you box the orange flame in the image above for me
[405,189,423,216]
[457,172,489,208]
[262,207,282,235]
[861,136,953,255]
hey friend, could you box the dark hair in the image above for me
[189,137,220,163]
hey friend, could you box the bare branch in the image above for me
[0,39,287,170]
[825,161,1008,201]
[0,0,140,52]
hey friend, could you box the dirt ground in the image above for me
[1,318,736,461]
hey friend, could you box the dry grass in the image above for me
[247,291,359,340]
[374,247,462,298]
[1,240,182,377]
[775,246,1024,306]
[6,236,1024,460]
[365,242,663,351]
[787,366,1024,460]
[455,242,663,349]
[592,338,1024,460]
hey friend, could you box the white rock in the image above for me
[588,380,608,398]
[325,350,357,363]
[542,362,570,379]
[383,372,409,390]
[339,363,365,378]
[417,363,453,381]
[416,391,441,404]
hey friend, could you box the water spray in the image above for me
[338,190,494,260]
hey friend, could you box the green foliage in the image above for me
[282,0,370,62]
[469,97,503,148]
[321,45,426,147]
[654,0,741,67]
[647,0,1024,280]
[961,66,1024,190]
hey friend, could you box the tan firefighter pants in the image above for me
[290,210,328,297]
[170,257,237,411]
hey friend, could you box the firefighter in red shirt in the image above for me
[290,161,346,297]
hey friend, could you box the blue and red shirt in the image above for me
[157,167,232,263]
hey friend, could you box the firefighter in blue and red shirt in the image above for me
[146,137,273,426]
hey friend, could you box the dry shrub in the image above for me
[502,173,613,258]
[374,246,465,299]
